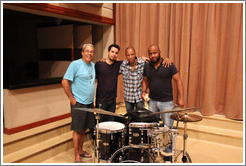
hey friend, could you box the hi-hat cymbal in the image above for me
[74,107,124,118]
[170,113,202,122]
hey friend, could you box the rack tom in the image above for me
[128,122,157,148]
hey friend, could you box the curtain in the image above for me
[115,3,243,120]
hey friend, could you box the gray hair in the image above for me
[82,44,94,52]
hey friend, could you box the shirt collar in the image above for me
[126,58,142,66]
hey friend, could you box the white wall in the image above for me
[3,84,70,129]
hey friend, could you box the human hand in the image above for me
[177,98,185,108]
[70,97,76,105]
[141,92,147,100]
[141,56,150,63]
[163,58,171,67]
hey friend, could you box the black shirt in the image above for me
[95,61,123,102]
[143,58,178,102]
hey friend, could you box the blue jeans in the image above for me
[96,99,116,122]
[125,100,144,123]
[149,99,174,153]
[149,99,174,128]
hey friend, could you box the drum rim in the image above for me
[129,143,153,148]
[98,128,125,134]
[109,145,156,163]
[151,126,170,133]
[96,121,125,132]
[129,122,157,128]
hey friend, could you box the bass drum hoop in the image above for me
[108,146,156,163]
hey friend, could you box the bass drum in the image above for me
[109,146,156,163]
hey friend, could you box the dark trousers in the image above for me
[96,99,116,122]
[125,100,144,123]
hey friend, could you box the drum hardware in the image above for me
[149,126,179,162]
[109,146,156,163]
[95,113,100,163]
[170,110,203,163]
[170,128,179,156]
[149,106,201,163]
[74,107,125,163]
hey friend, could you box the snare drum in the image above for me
[96,121,125,160]
[128,122,157,148]
[148,125,170,149]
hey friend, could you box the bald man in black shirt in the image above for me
[142,44,184,160]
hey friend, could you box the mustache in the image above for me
[150,56,161,64]
[109,57,117,62]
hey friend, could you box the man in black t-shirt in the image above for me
[95,44,171,123]
[142,44,184,159]
[95,44,122,122]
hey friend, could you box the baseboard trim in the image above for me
[4,113,71,135]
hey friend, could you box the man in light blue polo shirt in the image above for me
[62,44,95,163]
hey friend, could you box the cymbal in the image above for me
[170,113,202,122]
[73,107,125,118]
[170,113,182,121]
[150,106,201,115]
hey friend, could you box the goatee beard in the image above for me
[150,56,161,65]
[109,57,116,62]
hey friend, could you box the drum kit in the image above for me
[75,106,202,163]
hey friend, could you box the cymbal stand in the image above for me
[174,111,192,163]
[174,112,181,129]
[94,112,100,163]
[170,128,179,156]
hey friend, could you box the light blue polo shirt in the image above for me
[63,59,95,104]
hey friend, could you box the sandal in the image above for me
[80,151,92,158]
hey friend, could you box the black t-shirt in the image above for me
[95,61,123,102]
[143,59,178,102]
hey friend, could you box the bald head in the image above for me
[148,44,161,64]
[125,46,136,55]
[125,46,137,65]
[148,44,160,53]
